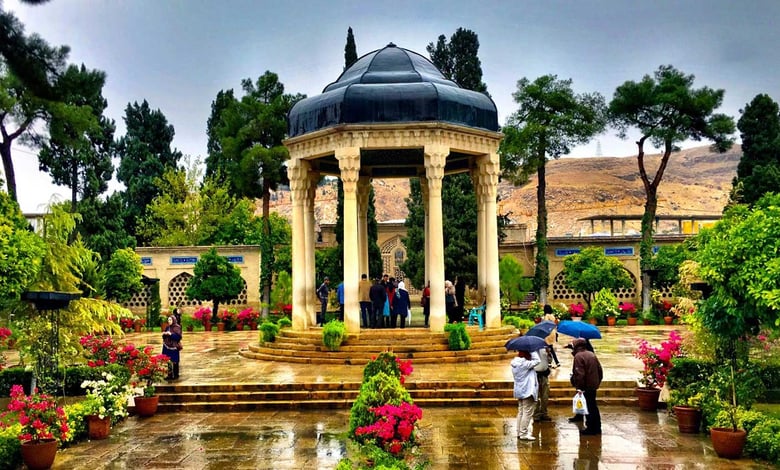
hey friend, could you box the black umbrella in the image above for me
[505,335,547,352]
[525,320,556,339]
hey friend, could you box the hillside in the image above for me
[269,145,740,237]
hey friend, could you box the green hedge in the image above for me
[0,364,130,397]
[0,424,22,470]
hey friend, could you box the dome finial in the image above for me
[387,42,396,48]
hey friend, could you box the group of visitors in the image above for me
[511,307,602,440]
[363,273,411,328]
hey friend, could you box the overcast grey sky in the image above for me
[6,0,780,212]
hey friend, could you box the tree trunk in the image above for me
[211,300,220,324]
[0,141,18,202]
[535,160,549,305]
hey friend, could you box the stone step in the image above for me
[154,380,639,412]
[240,350,515,364]
[155,396,638,413]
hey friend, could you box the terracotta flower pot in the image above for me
[664,316,673,325]
[87,415,111,440]
[710,427,747,459]
[134,320,143,333]
[588,318,598,325]
[635,387,661,411]
[21,439,58,470]
[204,320,211,331]
[217,322,225,332]
[607,316,616,326]
[250,322,258,330]
[627,317,638,326]
[672,406,702,433]
[134,395,159,417]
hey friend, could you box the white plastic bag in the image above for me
[572,390,589,415]
[407,308,412,322]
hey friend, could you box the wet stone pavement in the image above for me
[41,327,777,469]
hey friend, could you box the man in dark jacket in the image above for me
[368,277,387,329]
[569,338,603,435]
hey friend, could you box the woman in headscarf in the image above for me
[392,281,411,328]
[162,315,183,380]
[445,280,458,323]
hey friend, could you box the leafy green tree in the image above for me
[76,192,135,261]
[115,100,182,243]
[204,89,235,181]
[138,160,237,246]
[400,179,425,288]
[609,65,735,310]
[500,75,607,304]
[426,28,487,93]
[694,193,780,359]
[102,247,143,303]
[650,243,692,287]
[0,6,65,101]
[207,72,304,314]
[0,12,69,201]
[186,247,245,324]
[499,255,532,305]
[562,247,633,309]
[732,94,780,206]
[0,191,45,305]
[344,27,357,69]
[37,64,115,211]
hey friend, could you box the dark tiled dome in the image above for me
[287,43,499,137]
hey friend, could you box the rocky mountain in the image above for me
[269,144,740,237]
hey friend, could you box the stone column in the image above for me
[424,145,447,332]
[420,174,430,296]
[337,147,361,333]
[357,177,371,278]
[287,158,311,331]
[476,153,501,328]
[305,171,320,326]
[472,169,487,304]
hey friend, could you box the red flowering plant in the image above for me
[354,402,423,455]
[125,346,169,397]
[80,334,119,367]
[118,316,135,331]
[633,331,683,389]
[0,385,69,444]
[618,302,637,316]
[236,308,259,328]
[568,303,585,317]
[192,307,212,326]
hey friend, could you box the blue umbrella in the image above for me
[505,335,548,352]
[556,320,602,339]
[525,320,557,339]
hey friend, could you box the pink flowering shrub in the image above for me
[80,335,169,396]
[355,402,422,455]
[568,303,585,316]
[0,385,69,444]
[619,302,636,315]
[193,307,212,325]
[634,331,683,389]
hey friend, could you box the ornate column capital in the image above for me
[424,145,448,192]
[288,159,311,202]
[337,147,361,194]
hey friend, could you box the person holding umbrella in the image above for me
[510,347,540,441]
[568,338,603,435]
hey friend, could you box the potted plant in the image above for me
[81,371,133,439]
[193,306,212,331]
[129,347,170,417]
[619,302,637,325]
[568,302,585,321]
[640,308,657,325]
[709,365,748,459]
[632,331,683,411]
[669,383,704,433]
[2,385,69,470]
[181,314,200,332]
[590,288,619,326]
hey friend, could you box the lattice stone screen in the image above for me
[167,272,248,307]
[551,269,638,302]
[123,284,152,309]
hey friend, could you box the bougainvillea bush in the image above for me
[0,385,69,444]
[355,402,422,455]
[634,331,683,388]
